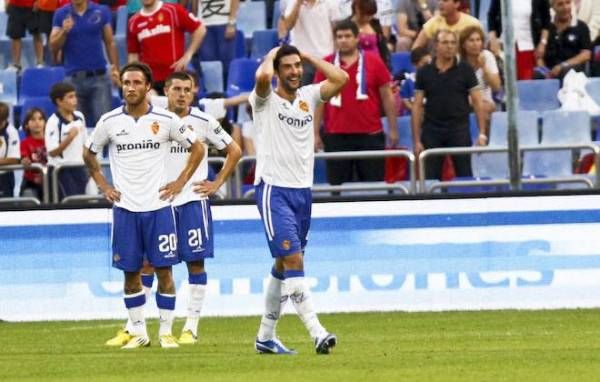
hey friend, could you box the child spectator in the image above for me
[45,82,88,200]
[19,107,48,200]
[0,102,21,197]
[398,46,430,114]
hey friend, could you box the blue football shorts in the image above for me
[255,181,312,258]
[173,199,214,262]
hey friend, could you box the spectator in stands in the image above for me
[395,0,436,51]
[93,0,126,30]
[128,0,206,95]
[411,29,487,180]
[0,102,21,198]
[577,0,600,41]
[488,0,551,80]
[190,0,239,83]
[537,0,591,79]
[412,0,480,50]
[338,0,395,47]
[314,19,398,185]
[45,82,88,199]
[348,0,391,68]
[37,0,60,63]
[50,0,119,127]
[399,46,431,113]
[282,0,340,84]
[6,0,45,69]
[459,25,501,121]
[19,107,48,200]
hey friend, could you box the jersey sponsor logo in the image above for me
[116,129,129,137]
[151,121,160,135]
[116,139,161,152]
[137,24,172,40]
[170,145,190,154]
[277,113,313,128]
[213,125,223,135]
[299,100,309,112]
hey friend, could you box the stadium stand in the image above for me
[390,52,415,75]
[251,29,278,59]
[200,61,225,94]
[226,58,260,97]
[19,67,66,100]
[517,79,561,111]
[237,1,267,39]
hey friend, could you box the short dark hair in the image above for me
[273,44,301,72]
[49,82,76,105]
[120,62,153,85]
[165,71,194,89]
[411,47,430,64]
[334,19,359,37]
[22,107,46,135]
[352,0,377,16]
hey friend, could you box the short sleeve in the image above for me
[249,89,271,112]
[45,118,60,153]
[414,67,426,92]
[205,116,233,150]
[175,4,202,33]
[6,127,20,159]
[86,119,110,154]
[422,17,437,38]
[284,0,295,18]
[463,64,480,91]
[101,4,112,27]
[302,83,323,109]
[483,50,499,74]
[168,115,196,148]
[580,22,592,50]
[52,7,65,29]
[127,17,140,53]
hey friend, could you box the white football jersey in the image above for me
[249,84,322,188]
[45,111,87,166]
[86,105,197,212]
[0,124,20,165]
[168,107,233,206]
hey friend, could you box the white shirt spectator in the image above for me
[474,50,499,102]
[285,0,340,58]
[45,111,87,166]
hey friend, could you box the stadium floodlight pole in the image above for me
[500,0,521,190]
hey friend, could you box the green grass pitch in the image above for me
[2,309,600,381]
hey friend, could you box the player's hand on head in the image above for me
[192,180,219,197]
[159,180,185,201]
[101,186,121,203]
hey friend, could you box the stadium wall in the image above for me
[2,195,600,321]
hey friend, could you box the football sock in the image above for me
[257,267,287,342]
[124,290,147,337]
[183,272,207,336]
[156,293,176,336]
[283,270,327,340]
[124,274,154,334]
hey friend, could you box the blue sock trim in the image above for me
[141,273,154,288]
[271,267,284,280]
[189,272,207,285]
[124,291,146,309]
[283,270,304,279]
[156,293,176,310]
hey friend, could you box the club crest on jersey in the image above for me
[113,253,120,262]
[299,100,309,112]
[158,12,164,22]
[282,240,291,250]
[151,121,160,135]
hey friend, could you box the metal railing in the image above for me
[0,163,48,204]
[233,149,416,198]
[418,144,600,193]
[51,157,228,203]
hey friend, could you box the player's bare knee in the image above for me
[124,271,142,294]
[186,260,205,274]
[155,267,175,294]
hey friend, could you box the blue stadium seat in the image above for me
[20,66,66,100]
[226,58,260,97]
[234,29,247,58]
[390,52,414,75]
[0,68,18,105]
[586,78,600,109]
[473,111,539,179]
[381,116,412,150]
[517,79,561,111]
[523,110,591,178]
[251,29,278,58]
[200,60,224,93]
[237,1,267,38]
[20,97,56,125]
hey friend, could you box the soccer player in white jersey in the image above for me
[82,62,205,349]
[249,45,348,355]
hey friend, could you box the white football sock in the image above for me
[284,276,326,340]
[257,274,288,341]
[183,283,206,336]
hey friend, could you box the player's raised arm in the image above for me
[255,47,280,98]
[302,52,349,102]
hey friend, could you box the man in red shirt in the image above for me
[314,19,398,185]
[128,0,206,94]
